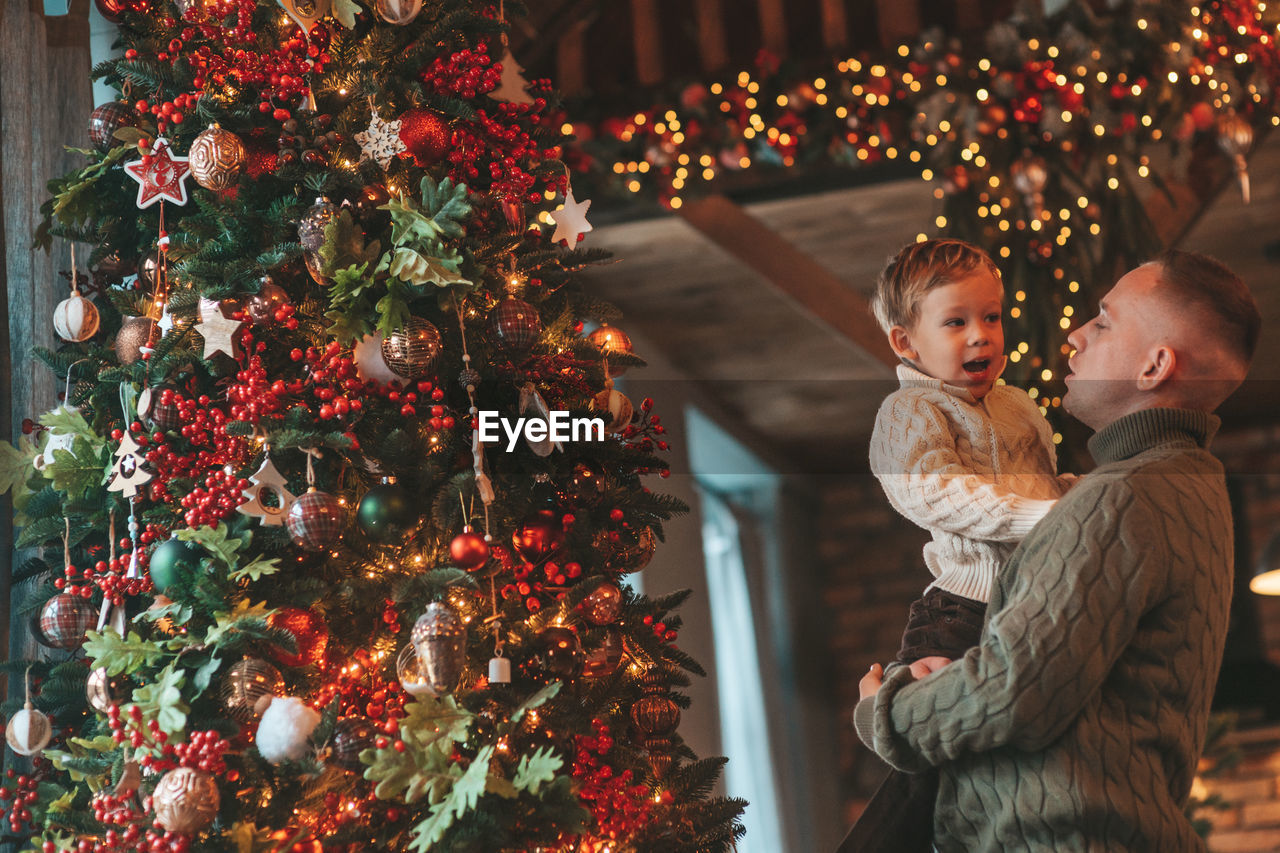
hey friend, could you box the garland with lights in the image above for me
[570,0,1280,431]
[2,1,745,851]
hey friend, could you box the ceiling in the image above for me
[581,132,1280,475]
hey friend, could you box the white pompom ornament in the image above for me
[255,696,321,764]
[53,293,100,342]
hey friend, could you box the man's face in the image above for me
[895,269,1005,399]
[1064,264,1166,428]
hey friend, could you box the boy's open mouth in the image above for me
[962,358,990,377]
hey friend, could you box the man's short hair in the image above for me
[872,239,1002,333]
[1151,249,1260,368]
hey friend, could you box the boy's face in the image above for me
[889,269,1005,398]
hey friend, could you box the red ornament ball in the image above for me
[286,489,346,551]
[40,593,96,650]
[449,530,490,571]
[398,108,449,166]
[511,509,565,562]
[267,607,330,668]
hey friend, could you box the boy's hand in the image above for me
[908,656,953,679]
[859,664,884,700]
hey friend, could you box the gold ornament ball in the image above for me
[153,767,220,834]
[189,124,246,191]
[381,318,442,379]
[220,658,284,724]
[581,581,623,625]
[587,324,633,377]
[86,668,129,714]
[114,316,157,365]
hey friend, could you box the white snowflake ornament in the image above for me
[355,108,406,169]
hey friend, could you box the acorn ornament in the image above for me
[449,527,490,571]
[356,477,415,543]
[286,488,346,551]
[189,124,246,191]
[381,318,442,379]
[220,659,284,724]
[40,592,96,650]
[153,767,220,833]
[411,603,467,694]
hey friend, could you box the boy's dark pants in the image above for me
[836,588,986,853]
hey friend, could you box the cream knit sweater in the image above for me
[869,364,1072,602]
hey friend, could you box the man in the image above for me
[854,250,1261,852]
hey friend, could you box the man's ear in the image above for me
[889,325,917,361]
[1136,345,1176,391]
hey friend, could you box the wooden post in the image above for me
[630,0,662,86]
[819,0,848,53]
[1,0,93,682]
[876,0,920,48]
[694,0,729,74]
[757,0,788,57]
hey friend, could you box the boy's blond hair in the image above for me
[871,239,1002,333]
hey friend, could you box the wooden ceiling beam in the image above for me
[678,194,898,369]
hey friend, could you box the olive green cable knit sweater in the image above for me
[854,407,1233,853]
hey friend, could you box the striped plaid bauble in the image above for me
[488,297,542,354]
[285,488,345,551]
[40,593,96,650]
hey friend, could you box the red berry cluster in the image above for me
[172,730,230,775]
[2,772,40,834]
[55,557,151,606]
[127,92,198,138]
[136,396,251,526]
[494,543,581,614]
[292,343,366,422]
[641,613,679,645]
[419,46,501,100]
[226,353,289,424]
[312,658,406,725]
[445,98,566,204]
[572,719,666,842]
[87,789,148,852]
[619,398,672,477]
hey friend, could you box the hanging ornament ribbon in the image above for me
[518,382,562,457]
[454,299,495,508]
[471,428,496,505]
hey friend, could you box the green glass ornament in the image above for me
[148,539,203,592]
[356,479,414,543]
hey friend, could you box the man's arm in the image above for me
[870,393,1058,542]
[854,481,1168,771]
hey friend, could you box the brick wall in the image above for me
[818,424,1280,829]
[1202,725,1280,853]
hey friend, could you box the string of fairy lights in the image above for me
[567,0,1280,438]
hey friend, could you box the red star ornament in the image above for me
[124,138,192,208]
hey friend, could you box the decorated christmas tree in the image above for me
[1,2,745,851]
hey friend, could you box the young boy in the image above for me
[839,239,1073,852]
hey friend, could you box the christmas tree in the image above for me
[2,2,746,851]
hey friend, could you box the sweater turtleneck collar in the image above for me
[1087,407,1220,465]
[895,359,1009,404]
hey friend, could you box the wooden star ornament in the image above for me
[195,297,243,359]
[550,187,593,248]
[124,138,191,208]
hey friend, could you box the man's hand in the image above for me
[908,656,953,679]
[859,663,884,700]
